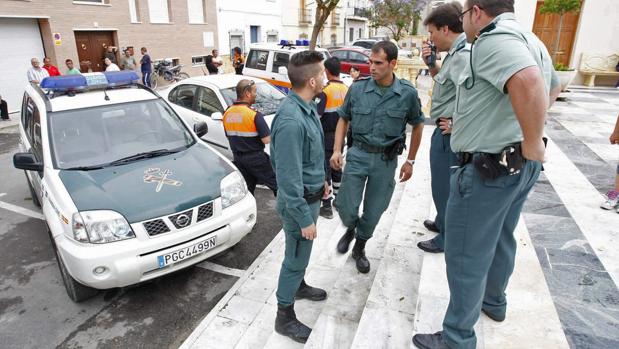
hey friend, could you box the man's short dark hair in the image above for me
[371,41,398,62]
[466,0,514,17]
[65,59,73,63]
[423,2,464,33]
[324,57,341,76]
[288,51,324,88]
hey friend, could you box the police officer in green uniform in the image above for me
[417,2,469,254]
[413,1,561,348]
[331,41,424,273]
[270,51,329,344]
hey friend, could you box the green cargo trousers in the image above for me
[275,200,321,306]
[335,146,397,241]
[442,159,541,349]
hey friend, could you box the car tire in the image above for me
[177,72,190,81]
[25,172,41,208]
[48,228,99,302]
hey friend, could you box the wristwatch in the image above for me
[406,159,415,166]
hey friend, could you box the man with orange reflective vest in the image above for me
[223,79,277,196]
[316,57,348,219]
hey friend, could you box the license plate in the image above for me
[157,236,217,268]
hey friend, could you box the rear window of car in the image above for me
[246,50,269,71]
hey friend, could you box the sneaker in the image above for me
[600,190,619,210]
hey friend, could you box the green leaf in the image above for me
[539,0,581,15]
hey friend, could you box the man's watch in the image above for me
[406,159,415,166]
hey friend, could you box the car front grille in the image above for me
[143,219,170,236]
[142,200,215,237]
[197,202,214,222]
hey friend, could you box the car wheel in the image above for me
[48,228,98,302]
[25,172,41,208]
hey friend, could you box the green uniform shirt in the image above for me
[338,75,424,148]
[66,68,81,75]
[429,33,469,122]
[451,13,557,154]
[270,91,325,229]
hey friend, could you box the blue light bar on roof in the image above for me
[39,71,139,91]
[104,71,140,85]
[40,75,88,90]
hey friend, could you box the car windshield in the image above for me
[220,82,286,115]
[49,99,195,169]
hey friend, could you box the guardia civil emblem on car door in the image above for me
[143,168,183,192]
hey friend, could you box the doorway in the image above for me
[532,1,581,66]
[74,31,116,72]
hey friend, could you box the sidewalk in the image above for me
[179,86,619,349]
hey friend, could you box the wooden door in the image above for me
[74,31,115,72]
[532,1,581,66]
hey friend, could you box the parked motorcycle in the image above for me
[150,59,190,89]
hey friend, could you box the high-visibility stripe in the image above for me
[325,107,340,113]
[225,130,259,137]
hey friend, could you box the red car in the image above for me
[329,47,371,77]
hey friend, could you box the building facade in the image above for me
[1,0,218,112]
[215,0,283,57]
[281,0,346,48]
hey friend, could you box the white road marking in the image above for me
[196,261,246,278]
[0,200,44,220]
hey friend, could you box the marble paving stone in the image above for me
[304,314,358,349]
[585,143,619,163]
[523,176,572,217]
[351,302,416,349]
[218,295,265,325]
[234,275,277,304]
[543,139,619,284]
[548,105,589,115]
[523,213,588,250]
[191,316,248,349]
[573,101,619,111]
[234,325,272,349]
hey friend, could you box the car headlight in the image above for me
[220,171,248,209]
[72,210,135,244]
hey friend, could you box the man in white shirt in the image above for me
[212,49,223,74]
[27,58,50,84]
[104,58,121,72]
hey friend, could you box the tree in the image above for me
[370,0,419,41]
[310,0,341,50]
[539,0,581,64]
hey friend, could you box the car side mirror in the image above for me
[194,121,208,138]
[211,112,223,121]
[14,152,43,172]
[278,66,288,75]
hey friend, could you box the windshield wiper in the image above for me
[108,149,178,166]
[64,165,105,171]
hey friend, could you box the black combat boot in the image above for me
[295,279,327,301]
[336,227,355,253]
[351,239,370,273]
[274,303,312,343]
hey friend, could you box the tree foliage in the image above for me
[370,0,428,40]
[539,0,581,15]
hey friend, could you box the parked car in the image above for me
[159,75,286,159]
[329,47,371,76]
[15,71,256,302]
[352,39,414,58]
[242,42,353,94]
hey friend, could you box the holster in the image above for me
[473,143,525,181]
[383,138,406,161]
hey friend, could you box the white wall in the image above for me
[281,0,345,47]
[216,0,283,55]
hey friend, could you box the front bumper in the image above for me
[55,194,256,289]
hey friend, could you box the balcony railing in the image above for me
[299,9,312,24]
[331,11,340,26]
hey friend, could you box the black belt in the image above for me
[456,143,524,180]
[353,141,386,153]
[303,188,323,204]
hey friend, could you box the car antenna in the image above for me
[103,88,110,101]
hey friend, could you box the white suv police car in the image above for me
[14,71,256,302]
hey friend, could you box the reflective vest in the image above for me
[223,103,259,138]
[323,81,348,113]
